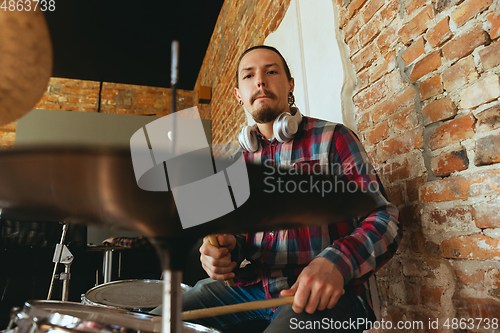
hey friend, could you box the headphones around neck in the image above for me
[238,107,303,152]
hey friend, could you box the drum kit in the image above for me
[0,9,379,333]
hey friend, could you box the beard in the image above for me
[249,89,284,124]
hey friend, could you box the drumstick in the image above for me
[208,235,234,287]
[182,296,295,321]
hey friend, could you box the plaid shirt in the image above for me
[233,116,402,300]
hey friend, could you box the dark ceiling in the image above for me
[42,0,224,91]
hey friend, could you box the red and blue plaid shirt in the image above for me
[233,116,402,299]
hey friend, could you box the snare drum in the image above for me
[81,279,192,312]
[10,300,220,333]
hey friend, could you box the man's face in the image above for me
[234,48,294,124]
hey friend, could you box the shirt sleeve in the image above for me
[317,125,403,287]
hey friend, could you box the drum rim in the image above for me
[23,300,162,332]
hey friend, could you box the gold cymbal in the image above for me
[0,10,52,126]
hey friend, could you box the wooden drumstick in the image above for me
[182,296,295,321]
[208,235,235,287]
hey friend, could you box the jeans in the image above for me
[162,278,376,333]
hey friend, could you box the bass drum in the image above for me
[9,300,220,333]
[81,279,192,312]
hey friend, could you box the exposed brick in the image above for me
[398,6,435,45]
[373,86,417,122]
[431,148,469,176]
[473,200,500,228]
[460,75,500,109]
[370,51,396,82]
[388,106,419,135]
[405,0,427,16]
[339,5,348,28]
[356,69,370,92]
[406,174,427,201]
[429,206,473,229]
[348,35,360,56]
[379,0,399,27]
[420,285,445,309]
[344,13,363,43]
[410,50,442,82]
[488,10,500,40]
[377,24,399,52]
[422,96,457,125]
[478,40,500,70]
[453,296,500,319]
[356,112,371,131]
[420,169,500,202]
[386,184,405,205]
[384,70,405,92]
[476,104,500,132]
[429,114,476,150]
[451,0,494,27]
[441,235,500,261]
[402,37,425,66]
[366,121,389,146]
[383,158,411,182]
[362,0,385,23]
[353,79,386,110]
[348,0,368,19]
[358,16,381,47]
[377,128,423,161]
[352,43,378,72]
[426,16,452,47]
[442,56,478,92]
[419,74,443,101]
[455,270,485,289]
[475,134,500,166]
[442,25,487,62]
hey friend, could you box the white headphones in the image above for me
[238,107,303,152]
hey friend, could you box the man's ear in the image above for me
[234,87,242,103]
[289,78,295,95]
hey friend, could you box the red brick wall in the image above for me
[0,78,194,147]
[194,0,500,330]
[338,0,500,329]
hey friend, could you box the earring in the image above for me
[288,92,295,107]
[239,100,243,105]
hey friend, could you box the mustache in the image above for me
[250,89,277,104]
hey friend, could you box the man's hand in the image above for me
[200,234,237,281]
[280,257,344,314]
[102,237,117,245]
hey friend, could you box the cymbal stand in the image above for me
[47,223,74,301]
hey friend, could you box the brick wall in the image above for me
[338,0,500,330]
[0,78,194,147]
[195,0,500,330]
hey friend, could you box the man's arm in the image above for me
[282,125,402,313]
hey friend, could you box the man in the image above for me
[181,45,402,332]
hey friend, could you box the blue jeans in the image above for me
[181,278,376,333]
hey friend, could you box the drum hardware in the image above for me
[47,223,74,301]
[87,246,129,285]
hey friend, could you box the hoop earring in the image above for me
[288,92,295,107]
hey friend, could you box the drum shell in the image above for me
[9,300,220,333]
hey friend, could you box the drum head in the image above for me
[85,279,162,310]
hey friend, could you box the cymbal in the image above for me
[0,148,378,238]
[0,10,52,126]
